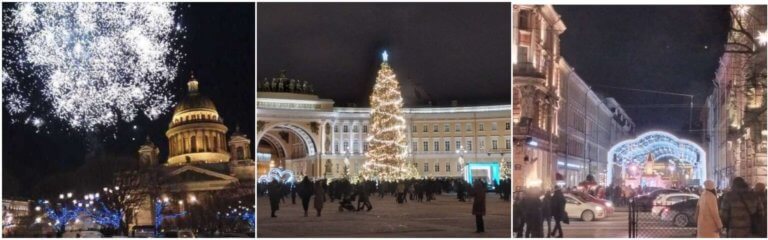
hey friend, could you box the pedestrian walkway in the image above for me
[257,193,511,237]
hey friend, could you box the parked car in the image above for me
[132,225,157,238]
[62,230,103,238]
[564,193,607,222]
[660,198,698,227]
[651,193,699,216]
[570,191,614,215]
[162,229,195,238]
[634,189,682,211]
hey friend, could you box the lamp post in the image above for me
[456,146,468,181]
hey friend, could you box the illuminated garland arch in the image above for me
[257,168,296,184]
[607,131,706,186]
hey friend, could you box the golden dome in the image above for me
[173,73,217,115]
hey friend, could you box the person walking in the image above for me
[720,177,763,237]
[523,187,544,238]
[357,183,373,211]
[314,180,326,217]
[267,180,282,217]
[550,187,566,238]
[291,183,297,205]
[542,190,553,237]
[697,180,723,238]
[472,179,487,233]
[753,182,767,238]
[298,176,314,217]
[513,192,525,237]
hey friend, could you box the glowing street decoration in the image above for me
[2,2,185,130]
[258,168,296,184]
[362,51,419,181]
[607,131,706,186]
[465,162,501,187]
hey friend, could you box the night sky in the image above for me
[2,3,255,198]
[258,3,511,107]
[555,6,731,140]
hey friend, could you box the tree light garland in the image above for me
[361,51,419,181]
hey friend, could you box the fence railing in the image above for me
[628,197,697,238]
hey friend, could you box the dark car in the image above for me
[660,198,698,227]
[635,189,681,211]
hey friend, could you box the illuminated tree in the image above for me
[362,51,418,181]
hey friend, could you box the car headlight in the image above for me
[595,206,603,211]
[605,201,613,208]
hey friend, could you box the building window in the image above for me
[492,140,498,150]
[412,125,417,132]
[445,141,450,152]
[517,46,529,63]
[363,142,368,152]
[466,123,472,131]
[492,122,497,131]
[456,141,461,150]
[343,125,348,132]
[424,142,429,152]
[435,164,440,172]
[334,125,338,132]
[335,143,339,153]
[446,163,451,172]
[353,125,358,132]
[363,125,368,133]
[455,123,461,132]
[433,124,439,132]
[467,141,472,151]
[506,122,510,130]
[518,10,530,30]
[434,141,440,151]
[412,141,417,152]
[236,146,244,160]
[479,123,484,131]
[506,139,511,149]
[480,140,485,150]
[423,125,428,132]
[353,140,359,153]
[424,163,429,172]
[343,141,349,151]
[444,124,450,132]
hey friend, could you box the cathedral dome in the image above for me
[173,74,217,115]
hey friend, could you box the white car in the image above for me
[651,193,699,216]
[564,193,607,222]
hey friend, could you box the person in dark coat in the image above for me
[522,187,544,237]
[472,179,487,233]
[291,183,297,205]
[754,182,767,238]
[357,184,373,211]
[267,180,282,217]
[541,190,553,237]
[297,176,314,217]
[314,180,325,216]
[513,191,525,237]
[720,177,764,237]
[550,187,566,238]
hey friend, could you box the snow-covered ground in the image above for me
[257,192,511,237]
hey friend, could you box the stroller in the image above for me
[338,196,356,212]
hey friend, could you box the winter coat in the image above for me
[551,190,566,221]
[697,190,723,238]
[472,182,486,216]
[314,183,325,210]
[268,182,282,202]
[720,190,762,237]
[541,194,552,218]
[298,178,314,200]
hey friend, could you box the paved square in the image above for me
[257,193,511,237]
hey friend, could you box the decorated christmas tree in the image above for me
[362,51,418,181]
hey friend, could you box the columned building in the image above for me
[703,5,767,188]
[257,72,511,184]
[513,4,565,191]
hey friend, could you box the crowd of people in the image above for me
[257,177,512,233]
[513,177,767,238]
